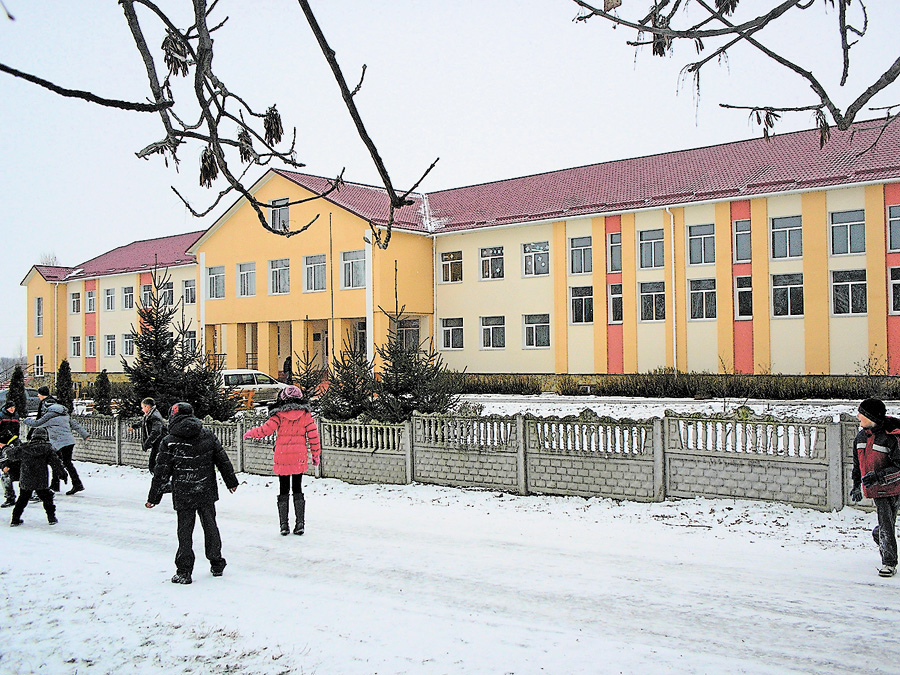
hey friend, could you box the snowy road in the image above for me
[1,463,898,674]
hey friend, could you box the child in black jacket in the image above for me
[5,427,67,526]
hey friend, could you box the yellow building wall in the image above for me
[564,218,594,374]
[683,203,718,373]
[865,185,888,367]
[634,211,667,373]
[802,191,829,373]
[766,194,805,374]
[750,197,771,373]
[25,273,64,378]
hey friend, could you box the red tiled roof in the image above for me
[64,230,205,281]
[424,120,900,232]
[273,170,426,231]
[32,265,77,282]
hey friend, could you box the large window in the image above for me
[269,259,290,295]
[86,290,96,313]
[735,276,753,320]
[640,282,666,321]
[183,330,197,354]
[607,233,622,273]
[160,282,174,306]
[832,269,867,315]
[122,333,135,357]
[772,273,804,317]
[890,206,900,252]
[207,266,225,299]
[86,335,96,358]
[342,250,366,289]
[639,229,664,269]
[141,283,153,307]
[688,224,715,265]
[689,278,716,320]
[831,210,865,255]
[123,286,134,310]
[571,286,593,324]
[771,216,802,259]
[441,318,464,350]
[570,237,592,275]
[480,246,504,280]
[354,321,367,355]
[104,288,115,312]
[481,316,505,349]
[182,279,196,305]
[441,251,463,283]
[105,334,116,357]
[608,284,623,324]
[238,262,256,297]
[270,198,289,231]
[398,318,420,350]
[733,219,751,262]
[523,242,550,276]
[304,254,327,292]
[524,314,550,348]
[70,292,81,314]
[33,354,43,377]
[35,297,43,337]
[71,336,81,358]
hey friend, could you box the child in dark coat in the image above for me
[0,401,21,507]
[5,427,67,526]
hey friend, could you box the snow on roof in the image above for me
[61,230,206,281]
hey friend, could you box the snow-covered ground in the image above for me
[3,397,900,674]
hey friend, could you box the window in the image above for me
[772,273,804,317]
[570,237,592,275]
[441,251,463,283]
[571,286,593,324]
[207,266,225,299]
[269,259,290,294]
[105,334,116,357]
[304,254,327,292]
[892,268,900,315]
[689,279,717,320]
[523,242,550,276]
[640,282,666,321]
[831,210,865,255]
[160,282,174,306]
[71,336,81,358]
[141,284,153,307]
[771,216,802,259]
[354,321,367,355]
[441,318,464,349]
[640,229,665,269]
[270,198,289,231]
[341,250,366,289]
[481,316,505,349]
[182,279,196,305]
[183,330,197,353]
[608,233,622,273]
[238,262,256,297]
[398,319,420,350]
[480,246,504,279]
[733,220,751,262]
[735,276,753,320]
[688,224,715,265]
[86,335,97,358]
[123,286,134,310]
[832,269,867,315]
[890,206,900,252]
[33,354,43,377]
[524,314,550,348]
[86,290,96,313]
[35,297,43,336]
[608,284,623,324]
[70,292,81,314]
[104,288,115,311]
[123,334,135,357]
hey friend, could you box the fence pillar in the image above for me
[653,417,665,502]
[826,420,843,511]
[115,416,123,466]
[404,419,414,484]
[235,416,245,473]
[516,413,528,496]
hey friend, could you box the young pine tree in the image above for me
[94,369,113,416]
[56,359,75,413]
[8,365,26,417]
[287,349,326,410]
[319,340,375,421]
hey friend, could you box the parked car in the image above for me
[221,369,287,406]
[0,388,41,414]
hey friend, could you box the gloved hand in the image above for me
[59,471,69,485]
[850,485,863,502]
[312,457,320,467]
[862,471,882,487]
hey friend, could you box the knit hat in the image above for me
[169,401,194,419]
[859,398,887,424]
[38,386,50,396]
[30,427,49,441]
[280,385,303,401]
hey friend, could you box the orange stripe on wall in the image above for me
[731,200,753,374]
[592,217,609,373]
[802,192,829,374]
[865,185,888,369]
[604,215,623,373]
[715,201,734,373]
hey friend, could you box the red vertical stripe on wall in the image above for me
[84,279,97,373]
[605,215,623,373]
[730,201,753,374]
[885,186,900,374]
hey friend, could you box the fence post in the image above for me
[115,416,123,466]
[826,419,843,511]
[404,418,414,484]
[516,413,528,496]
[653,417,665,502]
[317,417,325,479]
[235,417,244,473]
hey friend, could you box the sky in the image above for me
[2,395,898,674]
[1,1,899,358]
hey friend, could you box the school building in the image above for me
[22,120,900,382]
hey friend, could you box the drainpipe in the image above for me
[665,207,677,372]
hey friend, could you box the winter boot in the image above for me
[1,473,15,506]
[292,493,305,535]
[46,502,57,526]
[277,494,290,536]
[66,466,84,496]
[171,572,192,584]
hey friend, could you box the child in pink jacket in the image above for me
[243,386,321,536]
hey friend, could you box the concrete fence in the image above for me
[66,410,867,511]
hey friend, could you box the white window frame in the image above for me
[772,273,804,317]
[480,246,504,280]
[207,266,225,300]
[733,219,751,263]
[689,278,717,320]
[86,335,97,358]
[571,286,593,324]
[182,279,196,305]
[105,334,116,357]
[688,224,715,265]
[122,333,135,357]
[398,318,420,350]
[608,284,623,324]
[735,276,753,320]
[141,284,153,307]
[830,210,866,256]
[831,269,867,316]
[639,282,666,322]
[639,229,665,269]
[771,216,802,259]
[270,198,289,232]
[523,314,551,348]
[238,262,256,298]
[183,330,197,354]
[341,250,366,289]
[70,292,81,314]
[522,242,550,277]
[33,354,44,377]
[269,259,290,295]
[889,206,900,253]
[86,289,96,313]
[159,281,174,306]
[71,336,81,358]
[440,251,463,283]
[441,318,464,350]
[123,286,134,310]
[104,288,115,312]
[304,254,327,292]
[570,236,593,275]
[891,268,900,315]
[35,297,44,337]
[481,316,506,349]
[607,232,622,273]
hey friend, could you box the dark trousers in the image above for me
[278,473,303,496]
[11,488,55,522]
[175,504,225,575]
[875,495,900,566]
[58,444,82,488]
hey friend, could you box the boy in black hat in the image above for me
[4,427,67,527]
[0,400,22,507]
[851,397,900,577]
